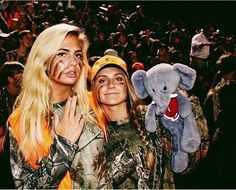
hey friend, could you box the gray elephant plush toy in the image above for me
[131,63,201,173]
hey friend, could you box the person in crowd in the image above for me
[216,71,236,188]
[125,50,138,74]
[2,1,20,30]
[0,30,9,66]
[89,31,109,57]
[204,52,236,137]
[205,53,236,188]
[128,5,145,34]
[89,49,176,189]
[124,33,138,54]
[17,12,37,33]
[189,24,216,77]
[8,18,18,32]
[174,80,210,189]
[0,61,24,189]
[0,12,8,33]
[147,43,170,70]
[135,34,150,65]
[7,23,111,189]
[6,30,33,65]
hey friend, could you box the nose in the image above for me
[67,54,78,67]
[107,79,115,89]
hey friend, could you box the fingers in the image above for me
[76,113,85,132]
[69,93,77,119]
[54,96,85,142]
[63,92,78,119]
[63,96,72,119]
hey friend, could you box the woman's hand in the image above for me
[54,94,84,143]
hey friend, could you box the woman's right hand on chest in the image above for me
[53,94,84,143]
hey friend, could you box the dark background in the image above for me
[78,1,235,35]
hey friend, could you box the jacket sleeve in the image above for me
[9,127,78,189]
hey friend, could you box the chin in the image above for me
[105,100,125,106]
[64,79,78,84]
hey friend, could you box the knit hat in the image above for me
[132,62,144,71]
[91,55,128,81]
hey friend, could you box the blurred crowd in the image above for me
[0,1,236,189]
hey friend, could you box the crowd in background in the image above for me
[1,0,236,189]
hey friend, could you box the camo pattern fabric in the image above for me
[9,101,111,189]
[104,105,175,189]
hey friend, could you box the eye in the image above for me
[116,76,124,82]
[75,52,82,60]
[152,89,155,92]
[57,52,67,57]
[98,78,107,84]
[163,86,167,90]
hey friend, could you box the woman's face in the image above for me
[94,67,128,106]
[48,34,83,89]
[19,33,33,48]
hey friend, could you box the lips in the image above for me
[65,71,77,77]
[104,92,119,95]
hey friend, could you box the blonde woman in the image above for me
[89,50,176,189]
[7,24,110,189]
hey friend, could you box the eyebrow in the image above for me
[57,48,82,53]
[96,73,125,79]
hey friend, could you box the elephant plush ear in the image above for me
[173,63,197,90]
[131,70,148,99]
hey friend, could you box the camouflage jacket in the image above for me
[104,105,175,189]
[8,101,111,189]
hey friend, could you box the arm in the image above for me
[192,34,216,50]
[9,127,78,189]
[191,35,204,50]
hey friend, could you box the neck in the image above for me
[102,103,129,122]
[51,86,72,104]
[18,45,27,56]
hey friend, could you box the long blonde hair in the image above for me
[14,24,95,161]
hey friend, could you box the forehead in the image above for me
[59,34,81,49]
[22,33,32,38]
[96,67,125,77]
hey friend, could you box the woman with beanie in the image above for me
[89,49,175,189]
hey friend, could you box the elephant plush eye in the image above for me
[163,86,167,90]
[152,89,156,93]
